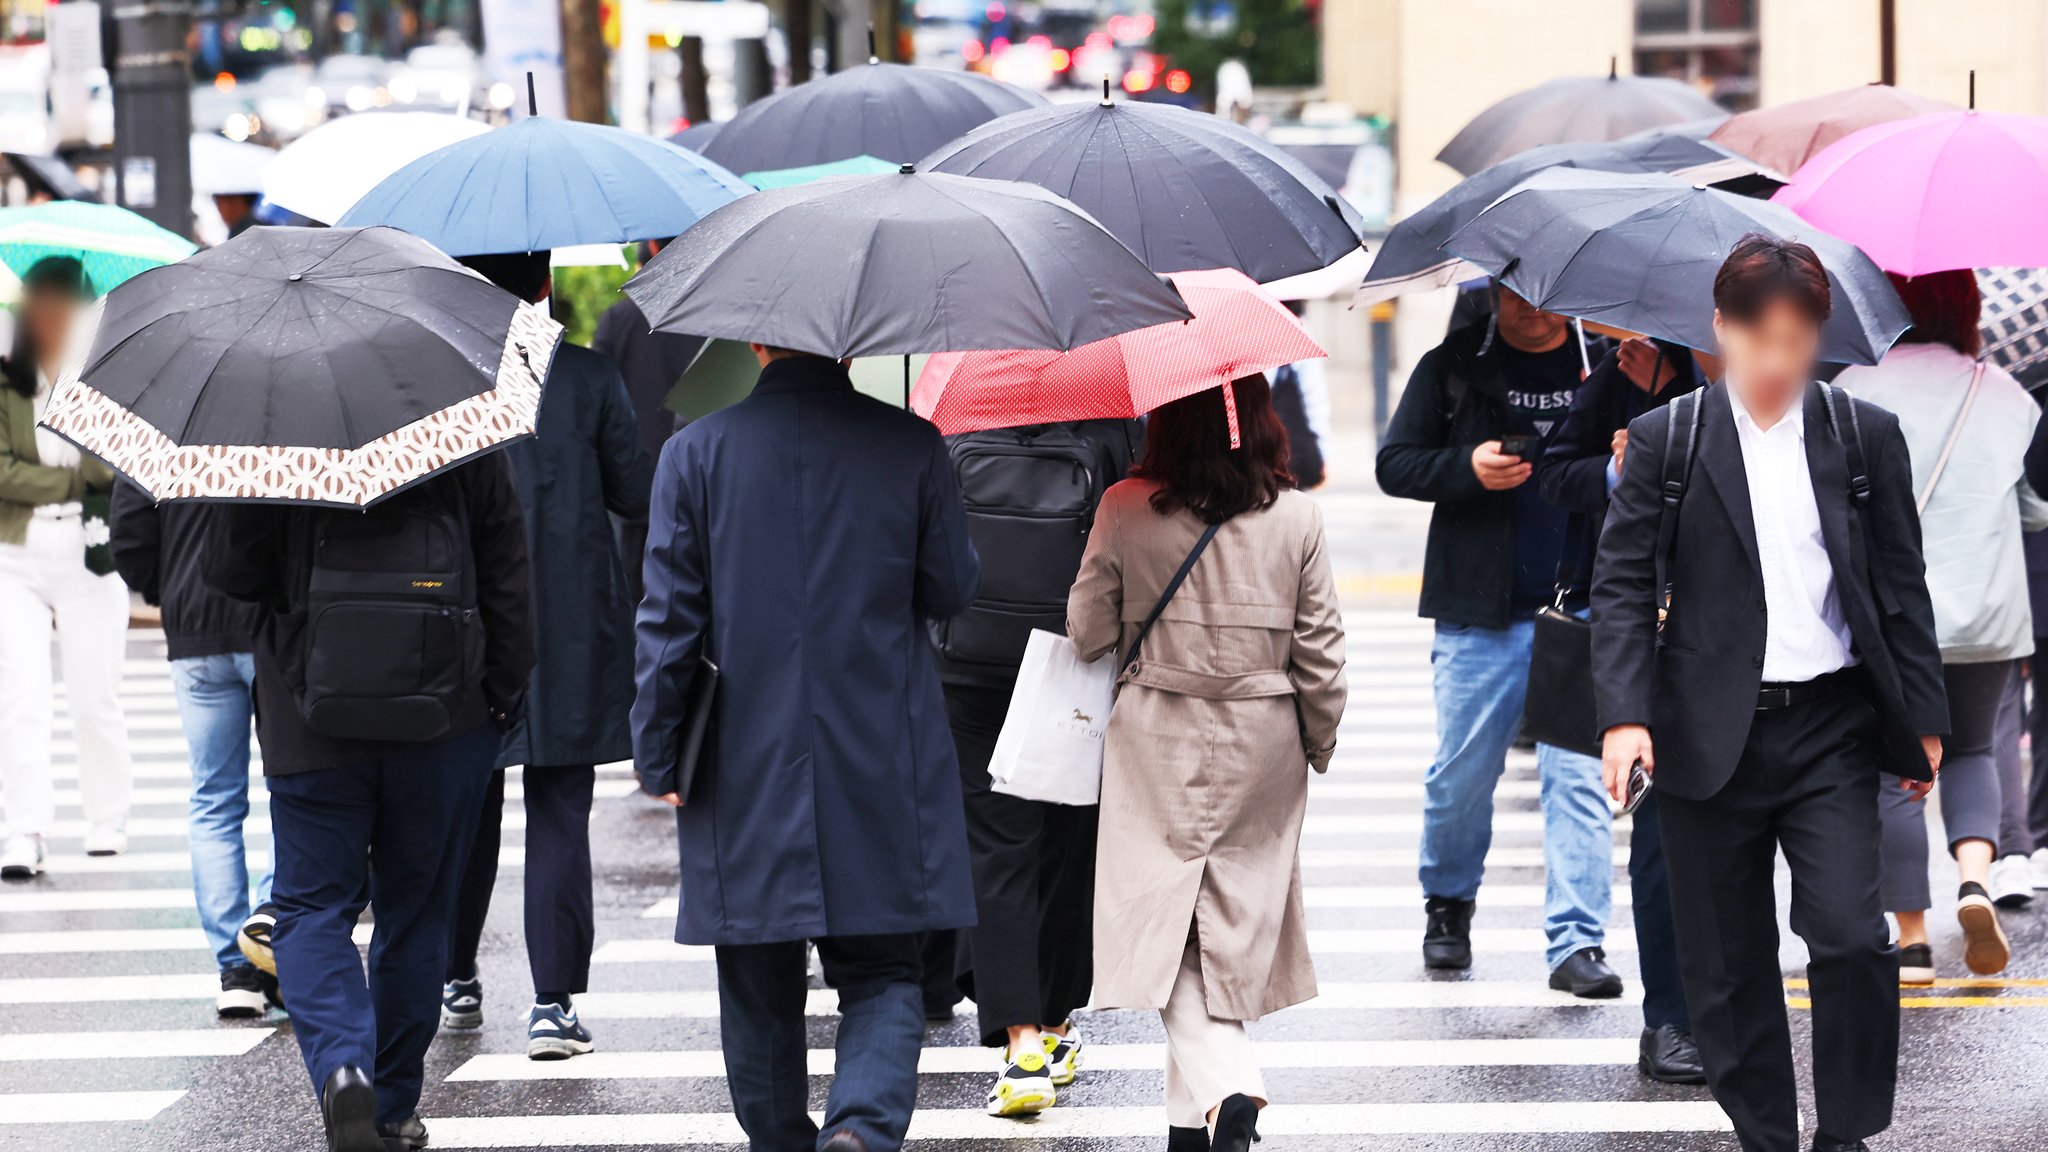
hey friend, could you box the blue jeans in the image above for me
[171,653,271,972]
[1421,619,1612,969]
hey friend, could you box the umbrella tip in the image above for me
[1102,75,1113,106]
[525,71,537,117]
[1609,55,1618,79]
[868,26,880,65]
[899,163,916,175]
[288,272,303,282]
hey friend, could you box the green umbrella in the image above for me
[665,338,929,420]
[0,201,196,292]
[742,155,899,190]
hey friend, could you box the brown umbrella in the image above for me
[1708,83,1957,176]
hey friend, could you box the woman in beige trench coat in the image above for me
[1069,377,1347,1152]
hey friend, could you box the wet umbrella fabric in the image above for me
[623,169,1191,360]
[699,62,1043,174]
[919,98,1365,282]
[1442,168,1909,365]
[262,110,491,224]
[37,226,561,507]
[1436,66,1724,177]
[668,121,722,153]
[0,202,197,292]
[1709,84,1957,180]
[1357,133,1776,305]
[337,116,752,256]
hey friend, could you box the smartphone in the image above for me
[1497,433,1541,460]
[1618,759,1653,819]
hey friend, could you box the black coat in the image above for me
[204,455,535,776]
[590,297,702,466]
[497,344,653,769]
[109,481,262,659]
[1590,382,1948,799]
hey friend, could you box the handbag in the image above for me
[1520,515,1600,758]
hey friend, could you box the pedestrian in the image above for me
[109,480,277,1017]
[0,256,133,879]
[1990,670,2032,906]
[1374,283,1621,997]
[1270,302,1331,489]
[633,344,980,1152]
[1833,268,2048,981]
[1592,236,1948,1152]
[1535,335,1711,1084]
[1068,376,1347,1152]
[929,416,1142,1115]
[2023,524,2048,888]
[440,251,653,1060]
[206,454,534,1152]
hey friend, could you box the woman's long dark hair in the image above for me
[1134,375,1293,523]
[4,257,91,398]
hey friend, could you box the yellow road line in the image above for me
[1786,995,2048,1009]
[1784,977,2048,989]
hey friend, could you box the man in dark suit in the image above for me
[1592,236,1947,1152]
[633,345,980,1152]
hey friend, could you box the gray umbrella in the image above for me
[1357,133,1777,305]
[1436,61,1725,177]
[1441,167,1909,365]
[624,167,1191,359]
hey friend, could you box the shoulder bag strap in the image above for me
[1123,520,1224,672]
[1915,362,1987,515]
[1654,388,1704,625]
[1823,382,1872,507]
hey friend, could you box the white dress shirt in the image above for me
[1726,385,1853,682]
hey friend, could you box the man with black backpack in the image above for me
[206,456,534,1152]
[927,417,1141,1116]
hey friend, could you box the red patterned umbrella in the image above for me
[912,268,1324,436]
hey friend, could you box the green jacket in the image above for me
[0,384,111,546]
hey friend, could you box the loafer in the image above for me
[377,1114,428,1151]
[1422,896,1474,969]
[1637,1024,1706,1084]
[1548,947,1624,998]
[1812,1135,1870,1152]
[1897,942,1935,986]
[321,1065,381,1152]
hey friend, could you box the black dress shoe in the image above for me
[378,1114,428,1150]
[1422,897,1475,969]
[1211,1093,1261,1152]
[321,1066,381,1152]
[1638,1024,1706,1084]
[1811,1135,1870,1152]
[1168,1125,1211,1151]
[1548,947,1624,998]
[820,1131,867,1152]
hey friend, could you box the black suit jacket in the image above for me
[1590,381,1947,800]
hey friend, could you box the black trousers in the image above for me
[1658,688,1897,1152]
[1627,790,1690,1033]
[943,682,1097,1048]
[447,764,598,995]
[2028,648,2048,851]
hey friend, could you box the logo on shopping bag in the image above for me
[1053,706,1104,740]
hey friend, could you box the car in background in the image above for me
[309,53,390,115]
[388,39,484,113]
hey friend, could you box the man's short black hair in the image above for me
[1713,235,1831,326]
[459,251,551,304]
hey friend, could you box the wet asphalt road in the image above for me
[4,446,2047,1152]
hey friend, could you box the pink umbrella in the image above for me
[912,267,1325,436]
[1772,108,2048,274]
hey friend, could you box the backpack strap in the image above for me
[1123,520,1224,673]
[1654,387,1705,625]
[1821,381,1871,508]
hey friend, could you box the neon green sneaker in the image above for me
[1042,1023,1083,1087]
[986,1045,1056,1117]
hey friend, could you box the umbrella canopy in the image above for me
[744,155,899,189]
[1709,84,1957,178]
[1771,110,2048,275]
[623,167,1191,359]
[263,111,491,224]
[37,226,561,507]
[1442,167,1909,365]
[668,121,722,153]
[912,268,1323,435]
[919,95,1365,282]
[1978,267,2048,392]
[0,201,196,292]
[338,115,751,256]
[1358,133,1778,305]
[1436,62,1724,176]
[700,61,1044,174]
[190,133,276,197]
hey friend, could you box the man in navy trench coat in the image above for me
[633,347,980,1152]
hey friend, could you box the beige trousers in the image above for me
[1160,934,1267,1129]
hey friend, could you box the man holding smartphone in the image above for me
[1377,284,1621,998]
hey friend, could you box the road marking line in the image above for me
[0,1090,188,1124]
[0,1028,274,1061]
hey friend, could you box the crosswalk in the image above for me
[0,601,1748,1149]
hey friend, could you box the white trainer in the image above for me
[83,825,128,857]
[2030,846,2048,890]
[1991,855,2034,907]
[0,834,44,879]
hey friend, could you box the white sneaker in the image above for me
[83,825,127,857]
[2030,846,2048,890]
[1992,855,2034,907]
[0,834,44,879]
[985,1045,1056,1117]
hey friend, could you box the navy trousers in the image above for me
[716,933,924,1152]
[266,724,498,1128]
[1628,790,1691,1033]
[448,764,598,995]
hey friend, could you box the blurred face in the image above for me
[1712,296,1820,421]
[1494,286,1569,352]
[22,287,80,373]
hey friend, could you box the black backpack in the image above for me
[932,420,1139,675]
[295,487,484,743]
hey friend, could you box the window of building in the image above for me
[1635,0,1760,111]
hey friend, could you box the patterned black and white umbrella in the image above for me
[39,225,561,508]
[1977,267,2048,393]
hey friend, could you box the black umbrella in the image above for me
[920,88,1365,282]
[624,167,1191,359]
[38,226,561,507]
[1441,168,1909,365]
[700,61,1044,174]
[1358,133,1778,304]
[1436,61,1725,177]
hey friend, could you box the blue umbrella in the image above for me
[338,116,752,256]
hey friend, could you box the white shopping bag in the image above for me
[988,629,1116,806]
